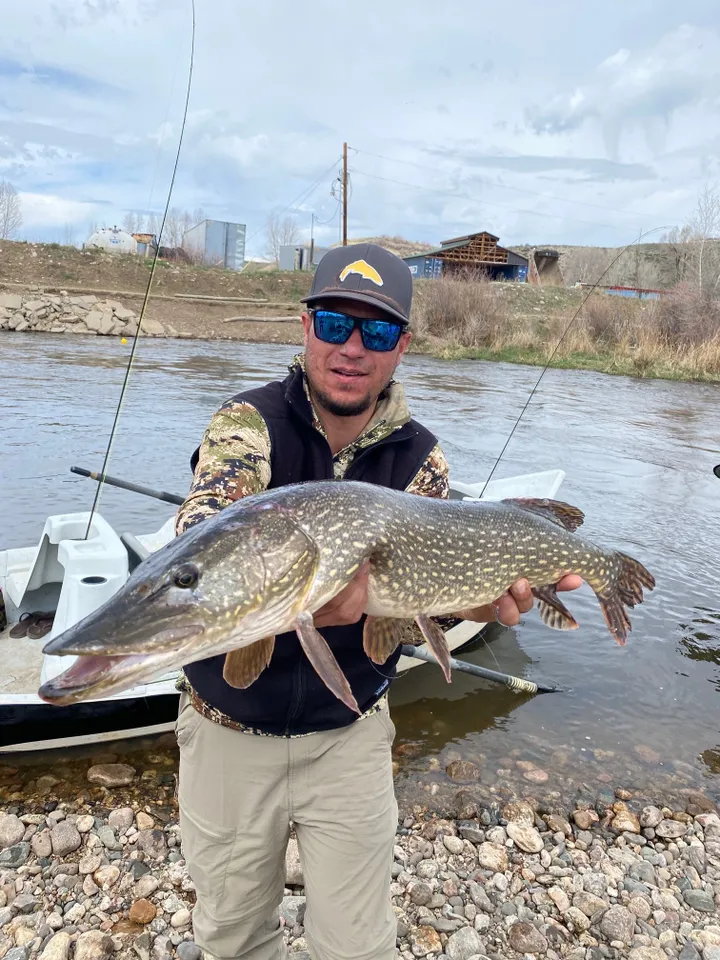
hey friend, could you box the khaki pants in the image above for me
[176,693,399,960]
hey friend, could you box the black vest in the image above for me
[183,366,438,736]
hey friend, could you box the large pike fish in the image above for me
[39,480,655,711]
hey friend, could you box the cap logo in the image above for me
[339,259,384,287]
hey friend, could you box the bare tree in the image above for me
[0,180,22,239]
[662,183,720,296]
[160,207,183,247]
[265,212,299,265]
[61,223,76,247]
[122,211,146,235]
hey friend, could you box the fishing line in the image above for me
[478,223,675,497]
[83,0,197,540]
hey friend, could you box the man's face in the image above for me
[301,298,412,417]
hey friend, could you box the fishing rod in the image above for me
[83,0,196,540]
[398,644,560,694]
[478,224,675,498]
[71,466,184,506]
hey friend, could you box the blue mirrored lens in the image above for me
[313,311,402,352]
[314,311,354,344]
[360,319,402,351]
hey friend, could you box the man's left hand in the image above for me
[456,575,583,627]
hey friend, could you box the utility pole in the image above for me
[342,141,348,246]
[309,212,315,270]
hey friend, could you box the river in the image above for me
[2,331,720,812]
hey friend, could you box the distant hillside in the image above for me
[332,235,435,259]
[512,241,720,290]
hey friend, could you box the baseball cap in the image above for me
[301,242,413,326]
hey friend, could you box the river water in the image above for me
[2,332,720,812]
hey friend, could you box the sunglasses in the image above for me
[311,309,406,353]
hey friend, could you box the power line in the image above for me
[351,146,666,222]
[350,167,652,232]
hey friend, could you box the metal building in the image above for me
[182,219,246,270]
[278,243,329,271]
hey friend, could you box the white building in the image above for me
[85,226,137,255]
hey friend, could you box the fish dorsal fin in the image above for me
[501,497,584,532]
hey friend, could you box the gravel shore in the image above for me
[1,753,718,960]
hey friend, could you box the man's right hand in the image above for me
[312,561,370,628]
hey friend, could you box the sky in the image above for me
[1,0,719,257]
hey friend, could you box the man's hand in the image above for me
[456,575,583,627]
[313,561,371,628]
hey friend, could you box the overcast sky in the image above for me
[1,0,719,257]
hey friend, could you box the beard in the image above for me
[310,381,375,418]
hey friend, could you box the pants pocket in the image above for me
[179,798,236,907]
[175,694,203,749]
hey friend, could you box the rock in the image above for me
[410,925,442,956]
[79,853,103,875]
[548,886,571,913]
[87,763,136,787]
[477,841,508,872]
[142,317,165,336]
[0,294,23,310]
[446,760,480,783]
[49,819,82,856]
[0,814,25,849]
[634,744,661,764]
[46,915,63,931]
[113,306,135,321]
[610,802,640,834]
[507,822,544,853]
[640,806,663,828]
[599,905,635,944]
[565,906,591,932]
[279,896,305,926]
[508,920,548,954]
[13,893,38,914]
[573,891,609,917]
[74,931,113,960]
[108,808,134,830]
[0,842,30,867]
[686,792,718,815]
[83,874,99,896]
[502,800,535,824]
[93,865,120,890]
[170,909,191,928]
[84,311,105,332]
[446,926,485,959]
[408,881,433,906]
[682,889,716,912]
[75,815,95,833]
[96,825,120,850]
[655,818,687,839]
[129,900,156,924]
[135,829,167,859]
[136,812,154,831]
[39,933,72,960]
[134,875,160,899]
[573,810,599,830]
[97,315,115,336]
[285,838,303,885]
[546,814,572,836]
[629,896,652,920]
[175,944,201,960]
[443,834,464,855]
[6,949,28,960]
[628,949,668,960]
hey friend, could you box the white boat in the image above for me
[0,468,565,754]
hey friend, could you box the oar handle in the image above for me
[70,466,185,505]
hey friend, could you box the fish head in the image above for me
[38,497,319,705]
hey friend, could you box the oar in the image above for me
[398,643,562,694]
[70,466,184,505]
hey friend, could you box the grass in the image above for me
[410,275,720,383]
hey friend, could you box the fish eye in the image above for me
[173,564,199,589]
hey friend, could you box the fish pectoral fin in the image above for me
[363,615,407,664]
[222,638,276,689]
[294,611,360,715]
[532,585,579,630]
[414,614,452,684]
[501,497,585,531]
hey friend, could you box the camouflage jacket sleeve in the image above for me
[405,443,450,500]
[175,400,272,535]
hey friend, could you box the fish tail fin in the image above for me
[594,551,656,645]
[531,584,579,630]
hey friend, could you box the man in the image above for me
[174,243,580,960]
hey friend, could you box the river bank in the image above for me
[2,280,720,384]
[0,749,718,960]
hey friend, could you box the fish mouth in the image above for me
[43,622,205,658]
[38,652,170,706]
